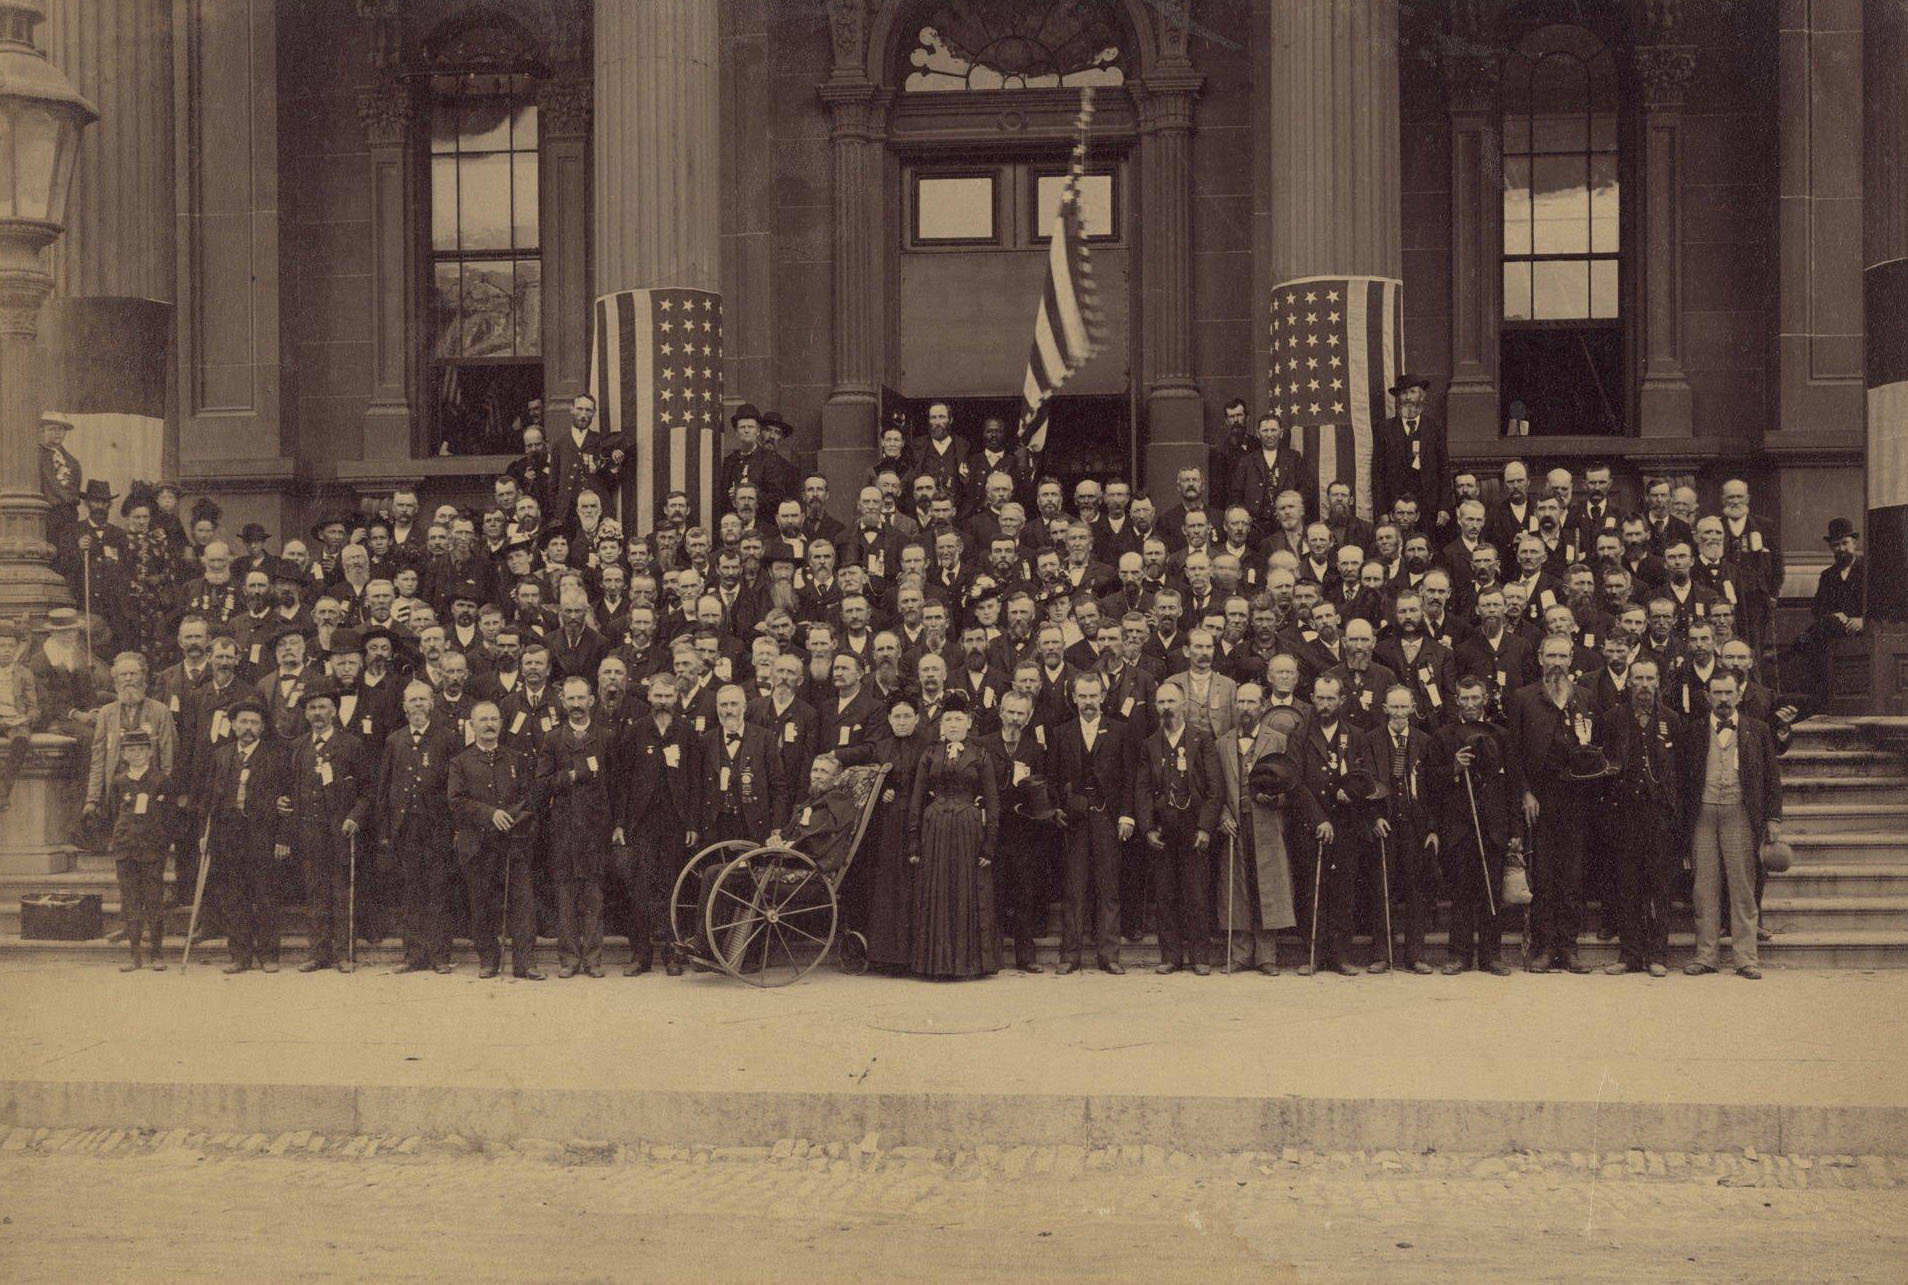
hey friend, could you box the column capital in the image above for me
[538,76,593,139]
[357,79,416,147]
[820,80,888,140]
[1132,71,1203,133]
[1634,44,1697,109]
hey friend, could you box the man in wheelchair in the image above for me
[694,754,862,964]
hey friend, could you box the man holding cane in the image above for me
[203,696,287,973]
[449,701,544,980]
[1426,677,1512,975]
[280,679,370,973]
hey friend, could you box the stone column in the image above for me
[1267,0,1402,287]
[1134,64,1204,491]
[539,75,593,423]
[357,77,416,462]
[594,0,720,296]
[1865,0,1908,704]
[817,0,883,522]
[1633,41,1696,437]
[1443,27,1500,443]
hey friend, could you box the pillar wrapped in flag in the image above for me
[588,288,723,534]
[1267,275,1404,520]
[1017,88,1104,454]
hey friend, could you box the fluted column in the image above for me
[358,78,416,461]
[594,0,720,295]
[44,0,173,302]
[1134,66,1203,490]
[539,76,593,423]
[1267,0,1402,287]
[1634,41,1696,437]
[1866,0,1908,657]
[1444,24,1500,443]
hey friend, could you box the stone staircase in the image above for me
[4,718,1905,969]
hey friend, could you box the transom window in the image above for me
[901,0,1126,91]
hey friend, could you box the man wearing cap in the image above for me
[279,678,371,972]
[38,413,83,543]
[374,680,461,974]
[103,727,175,970]
[202,696,287,972]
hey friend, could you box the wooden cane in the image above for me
[1309,829,1325,973]
[1462,767,1498,918]
[182,813,214,970]
[81,544,94,661]
[1375,828,1395,968]
[347,831,357,968]
[1223,828,1236,974]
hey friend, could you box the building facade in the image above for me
[38,0,1904,676]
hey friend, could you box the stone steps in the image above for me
[1780,802,1908,836]
[1759,896,1908,935]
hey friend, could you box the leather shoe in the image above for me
[1604,961,1632,976]
[558,964,579,978]
[478,965,500,979]
[1367,960,1389,975]
[1017,961,1044,974]
[393,961,427,975]
[1101,960,1126,975]
[335,961,354,975]
[260,961,280,974]
[1440,961,1467,976]
[1409,961,1433,975]
[1526,960,1551,974]
[1154,962,1179,975]
[1486,962,1513,977]
[624,960,652,977]
[1257,961,1279,977]
[1683,962,1717,976]
[297,959,327,973]
[1191,963,1211,977]
[1736,965,1763,980]
[513,968,547,981]
[1647,963,1668,978]
[584,965,605,978]
[1055,961,1078,976]
[1294,963,1317,976]
[221,961,250,975]
[1336,962,1360,977]
[1565,959,1593,975]
[433,963,455,975]
[665,959,684,977]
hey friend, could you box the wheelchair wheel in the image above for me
[670,839,757,954]
[838,929,869,975]
[703,847,837,988]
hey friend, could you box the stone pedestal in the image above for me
[0,738,81,876]
[1866,0,1908,708]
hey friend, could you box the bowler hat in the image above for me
[309,515,348,542]
[1760,837,1794,874]
[326,627,363,656]
[1338,768,1389,804]
[358,624,399,650]
[760,409,793,437]
[239,522,271,543]
[81,479,116,503]
[300,677,340,707]
[1388,373,1430,396]
[730,402,763,427]
[1561,743,1614,782]
[264,621,309,651]
[1015,776,1063,822]
[1823,517,1858,544]
[1248,751,1299,801]
[228,695,269,723]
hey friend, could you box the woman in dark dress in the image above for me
[841,693,930,972]
[905,693,1001,979]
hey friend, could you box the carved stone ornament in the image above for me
[539,78,593,138]
[1158,0,1191,62]
[357,82,416,147]
[1634,43,1696,108]
[828,0,864,69]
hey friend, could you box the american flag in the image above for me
[589,288,723,533]
[1267,275,1403,520]
[1017,88,1103,455]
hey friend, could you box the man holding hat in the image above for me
[202,695,288,972]
[1374,374,1447,529]
[279,677,371,973]
[1426,676,1514,975]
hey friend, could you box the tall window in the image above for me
[428,96,542,455]
[1500,25,1623,435]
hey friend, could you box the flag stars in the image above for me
[1305,290,1318,303]
[659,299,673,311]
[1326,289,1340,301]
[1328,311,1341,324]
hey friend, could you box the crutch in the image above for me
[1375,827,1396,969]
[1461,767,1498,919]
[347,831,357,968]
[182,814,214,970]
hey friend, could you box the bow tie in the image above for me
[1715,717,1735,733]
[725,732,741,745]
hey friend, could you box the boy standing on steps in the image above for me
[105,728,173,971]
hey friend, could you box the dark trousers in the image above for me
[1614,810,1675,968]
[396,821,453,967]
[211,815,279,964]
[1118,832,1150,938]
[1308,820,1362,967]
[114,853,166,921]
[0,724,27,803]
[1061,810,1122,965]
[1150,808,1210,966]
[1370,816,1429,965]
[619,819,686,963]
[1781,622,1842,717]
[459,840,538,971]
[1530,783,1587,962]
[1440,824,1504,966]
[299,829,355,965]
[554,874,604,971]
[997,816,1050,966]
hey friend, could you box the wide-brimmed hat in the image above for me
[1561,743,1614,781]
[44,606,83,632]
[299,677,341,707]
[730,402,763,427]
[264,621,309,651]
[238,522,271,543]
[1338,768,1388,804]
[228,695,269,722]
[325,627,364,656]
[309,515,349,542]
[1388,373,1430,396]
[1248,751,1299,800]
[81,479,115,503]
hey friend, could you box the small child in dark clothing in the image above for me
[106,729,173,971]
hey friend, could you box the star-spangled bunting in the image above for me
[590,288,723,534]
[1268,275,1403,521]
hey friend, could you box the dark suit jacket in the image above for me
[624,712,702,832]
[699,722,788,840]
[1504,681,1598,802]
[286,728,372,839]
[446,742,536,859]
[1373,413,1447,519]
[746,694,820,798]
[1812,557,1865,624]
[1679,712,1783,842]
[816,686,884,754]
[202,739,286,845]
[1230,446,1318,527]
[535,717,617,879]
[1133,725,1225,838]
[1049,717,1137,822]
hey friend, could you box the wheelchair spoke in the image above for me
[775,915,830,949]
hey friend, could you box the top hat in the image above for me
[1823,517,1859,544]
[1561,742,1614,781]
[1388,373,1430,396]
[1338,768,1389,804]
[1248,751,1299,801]
[1014,776,1063,822]
[81,479,116,503]
[729,402,763,427]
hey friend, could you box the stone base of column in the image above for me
[1445,379,1500,444]
[0,738,82,876]
[1638,376,1693,437]
[819,394,879,524]
[1867,622,1908,716]
[1142,387,1206,494]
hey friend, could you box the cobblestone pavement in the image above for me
[2,1131,1904,1281]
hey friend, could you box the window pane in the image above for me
[1531,111,1586,153]
[1590,258,1619,318]
[459,260,517,357]
[1503,156,1532,255]
[430,104,459,154]
[1503,261,1532,321]
[1531,155,1588,254]
[1532,259,1589,320]
[457,100,512,153]
[511,103,539,150]
[1590,153,1619,253]
[915,175,995,241]
[513,153,540,249]
[1502,113,1530,157]
[431,155,459,252]
[457,152,513,251]
[1036,173,1113,237]
[1531,53,1587,115]
[515,259,542,356]
[431,262,463,359]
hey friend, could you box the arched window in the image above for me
[1499,24,1623,435]
[898,0,1126,91]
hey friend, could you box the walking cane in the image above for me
[1309,829,1326,973]
[81,543,94,660]
[499,834,513,979]
[1375,828,1395,969]
[1223,829,1236,975]
[1461,767,1498,919]
[182,813,214,971]
[347,831,357,969]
